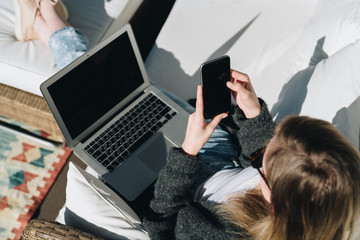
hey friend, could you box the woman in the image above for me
[142,70,360,240]
[15,2,360,239]
[217,113,360,240]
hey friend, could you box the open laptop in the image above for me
[41,24,189,201]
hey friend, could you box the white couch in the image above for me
[146,0,360,149]
[54,0,360,239]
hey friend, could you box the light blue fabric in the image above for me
[49,27,90,69]
[192,128,240,189]
[49,27,240,188]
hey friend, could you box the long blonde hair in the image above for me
[217,116,360,240]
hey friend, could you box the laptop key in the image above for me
[110,136,117,144]
[98,138,106,145]
[107,165,115,172]
[92,150,101,158]
[111,160,121,168]
[103,159,110,166]
[92,142,100,150]
[105,141,112,148]
[86,147,95,154]
[127,131,153,154]
[111,144,118,151]
[100,145,107,152]
[106,149,113,155]
[108,154,115,161]
[151,125,160,133]
[98,153,107,162]
[124,141,131,148]
[113,150,121,157]
[159,108,170,116]
[156,121,164,128]
[121,151,131,160]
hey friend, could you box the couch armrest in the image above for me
[21,219,103,240]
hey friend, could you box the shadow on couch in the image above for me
[271,37,328,122]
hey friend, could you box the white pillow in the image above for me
[294,0,360,71]
[300,39,360,149]
[272,38,360,149]
[62,162,150,240]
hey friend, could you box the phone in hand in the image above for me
[200,55,231,119]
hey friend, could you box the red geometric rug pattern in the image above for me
[0,128,71,240]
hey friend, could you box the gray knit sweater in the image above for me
[143,99,275,239]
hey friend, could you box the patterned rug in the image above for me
[0,118,71,240]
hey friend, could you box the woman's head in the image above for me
[263,115,360,239]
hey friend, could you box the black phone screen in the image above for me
[201,55,231,119]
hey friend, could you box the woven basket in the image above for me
[0,83,63,139]
[21,219,103,240]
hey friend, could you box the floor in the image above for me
[32,0,176,221]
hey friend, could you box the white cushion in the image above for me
[270,0,360,148]
[294,0,360,71]
[271,37,360,149]
[60,162,149,240]
[0,0,142,96]
[300,40,360,149]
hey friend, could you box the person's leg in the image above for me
[192,127,239,189]
[34,0,69,45]
[14,0,68,41]
[34,0,90,69]
[13,0,39,41]
[47,27,90,69]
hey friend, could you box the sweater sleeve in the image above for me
[220,98,276,168]
[143,148,202,239]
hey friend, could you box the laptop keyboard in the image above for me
[84,93,177,172]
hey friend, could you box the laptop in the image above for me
[41,24,189,201]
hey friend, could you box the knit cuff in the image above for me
[167,148,201,174]
[237,99,275,157]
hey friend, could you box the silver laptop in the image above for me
[40,24,189,201]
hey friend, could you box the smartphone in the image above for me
[200,55,231,119]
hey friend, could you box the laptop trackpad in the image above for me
[104,132,176,201]
[137,133,175,172]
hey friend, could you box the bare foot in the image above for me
[34,0,69,46]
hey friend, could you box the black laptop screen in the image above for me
[48,32,144,139]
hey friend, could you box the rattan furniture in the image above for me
[21,219,103,240]
[0,83,63,138]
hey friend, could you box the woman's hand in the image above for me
[181,85,228,156]
[226,70,261,118]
